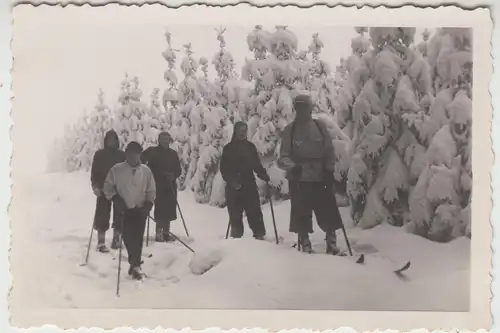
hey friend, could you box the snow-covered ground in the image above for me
[11,171,470,311]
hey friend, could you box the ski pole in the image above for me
[225,220,231,239]
[82,220,95,266]
[116,212,125,297]
[148,215,195,253]
[145,215,150,247]
[267,183,279,245]
[168,181,190,237]
[340,224,353,256]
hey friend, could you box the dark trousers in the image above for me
[289,180,343,235]
[154,183,177,232]
[226,184,266,238]
[93,195,122,232]
[122,208,147,266]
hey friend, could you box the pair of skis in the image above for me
[287,239,411,275]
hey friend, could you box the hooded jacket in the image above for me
[141,145,181,189]
[220,123,268,187]
[90,130,126,190]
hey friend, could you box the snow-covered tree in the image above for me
[336,27,372,140]
[174,43,202,190]
[346,27,435,230]
[141,88,164,148]
[162,30,180,131]
[114,74,149,149]
[242,25,312,197]
[191,28,236,205]
[85,89,116,160]
[407,28,472,242]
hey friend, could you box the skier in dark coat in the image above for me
[278,94,344,254]
[141,132,182,242]
[90,129,126,252]
[220,121,270,240]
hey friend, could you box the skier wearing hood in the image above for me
[90,129,126,252]
[220,121,270,239]
[278,94,344,254]
[141,132,182,242]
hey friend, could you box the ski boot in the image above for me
[298,233,313,253]
[128,264,147,280]
[110,230,122,250]
[96,231,110,253]
[325,231,342,255]
[155,224,165,242]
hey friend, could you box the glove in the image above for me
[290,165,302,180]
[92,187,102,197]
[260,172,270,183]
[141,201,154,218]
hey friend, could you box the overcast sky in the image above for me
[11,5,429,179]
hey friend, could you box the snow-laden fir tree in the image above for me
[346,27,435,230]
[85,89,116,162]
[191,28,237,205]
[416,29,431,58]
[242,25,312,198]
[141,88,165,148]
[114,74,149,149]
[175,43,201,190]
[162,30,180,132]
[407,28,472,242]
[336,27,372,140]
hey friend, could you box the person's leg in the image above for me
[226,185,244,238]
[93,195,111,252]
[111,199,123,249]
[312,182,343,254]
[243,185,266,239]
[163,183,178,241]
[122,208,148,279]
[289,180,314,252]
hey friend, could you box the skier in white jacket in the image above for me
[103,141,156,280]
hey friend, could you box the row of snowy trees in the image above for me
[47,26,472,243]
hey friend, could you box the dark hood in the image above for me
[231,121,247,142]
[103,129,119,149]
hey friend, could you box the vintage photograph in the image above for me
[8,3,492,331]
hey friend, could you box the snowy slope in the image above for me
[11,171,470,311]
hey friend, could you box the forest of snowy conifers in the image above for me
[47,26,473,244]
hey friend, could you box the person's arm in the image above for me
[277,125,296,172]
[219,145,231,183]
[141,147,152,165]
[103,166,117,201]
[145,167,157,204]
[172,150,182,179]
[250,143,270,182]
[90,150,101,190]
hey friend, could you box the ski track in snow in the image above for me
[10,171,470,311]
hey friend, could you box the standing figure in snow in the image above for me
[220,121,270,240]
[103,141,156,280]
[90,129,126,252]
[278,95,344,254]
[141,132,182,242]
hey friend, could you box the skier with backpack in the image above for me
[90,129,126,253]
[103,141,156,280]
[277,94,344,254]
[220,121,270,240]
[141,132,182,242]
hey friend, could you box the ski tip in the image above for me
[394,261,411,274]
[356,253,365,264]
